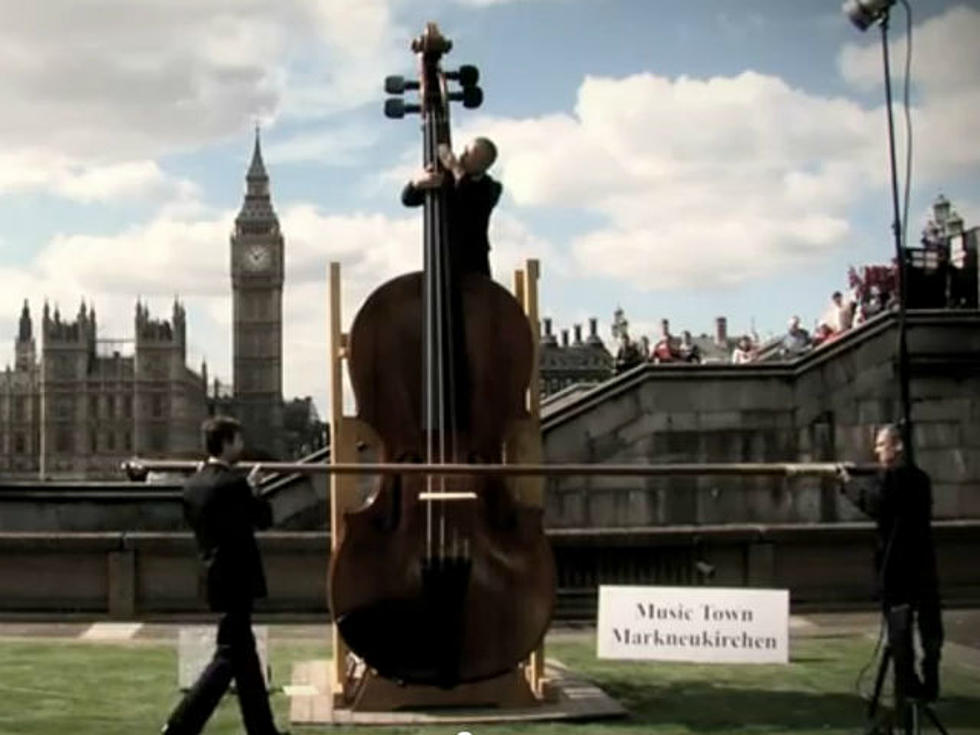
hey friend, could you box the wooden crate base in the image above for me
[288,659,627,726]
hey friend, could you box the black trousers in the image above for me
[886,595,944,701]
[165,609,276,735]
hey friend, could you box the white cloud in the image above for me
[0,150,200,203]
[837,4,980,183]
[437,2,980,292]
[273,1,407,121]
[265,125,382,165]
[0,0,406,199]
[446,71,881,289]
[0,1,282,159]
[489,211,573,281]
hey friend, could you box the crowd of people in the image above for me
[613,268,900,372]
[613,324,704,373]
[777,276,898,360]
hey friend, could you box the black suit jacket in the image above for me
[183,462,273,612]
[402,172,502,276]
[844,463,940,605]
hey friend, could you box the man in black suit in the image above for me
[838,424,944,703]
[402,137,503,277]
[162,416,287,735]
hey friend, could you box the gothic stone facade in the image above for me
[0,300,206,480]
[226,130,285,459]
[539,317,613,396]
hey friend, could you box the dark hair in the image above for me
[203,416,242,456]
[832,291,842,299]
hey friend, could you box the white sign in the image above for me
[597,586,789,664]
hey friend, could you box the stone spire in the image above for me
[247,124,268,181]
[236,125,278,227]
[18,299,32,342]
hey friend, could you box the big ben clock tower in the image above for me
[230,127,284,457]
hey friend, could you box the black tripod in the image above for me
[865,606,948,734]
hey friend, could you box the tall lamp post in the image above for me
[843,0,914,463]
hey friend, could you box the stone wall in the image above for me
[542,310,980,527]
[2,522,977,617]
[0,473,325,532]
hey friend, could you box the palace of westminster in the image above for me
[0,133,327,480]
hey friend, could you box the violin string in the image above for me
[430,110,447,562]
[423,110,435,561]
[437,204,447,561]
[440,73,462,562]
[441,136,457,562]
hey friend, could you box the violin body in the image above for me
[329,272,555,685]
[327,23,556,689]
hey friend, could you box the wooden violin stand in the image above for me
[289,260,625,726]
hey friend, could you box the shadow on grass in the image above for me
[598,677,980,731]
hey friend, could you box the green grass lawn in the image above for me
[0,633,977,735]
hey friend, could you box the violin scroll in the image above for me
[410,21,452,55]
[384,23,482,120]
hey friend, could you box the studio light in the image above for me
[842,0,896,31]
[842,0,914,463]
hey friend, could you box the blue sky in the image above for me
[1,0,978,417]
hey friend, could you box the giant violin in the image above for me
[328,23,556,687]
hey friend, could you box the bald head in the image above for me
[460,137,498,177]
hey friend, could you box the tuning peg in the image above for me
[384,98,421,119]
[463,85,483,108]
[384,75,419,95]
[459,65,479,87]
[447,65,479,87]
[449,86,483,109]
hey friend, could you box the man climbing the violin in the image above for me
[402,136,502,277]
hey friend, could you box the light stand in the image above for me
[843,0,914,463]
[864,606,948,735]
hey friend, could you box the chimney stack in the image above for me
[542,317,557,346]
[660,318,669,335]
[561,329,569,348]
[715,316,728,346]
[573,324,583,345]
[587,317,602,345]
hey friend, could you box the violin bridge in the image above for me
[417,491,478,501]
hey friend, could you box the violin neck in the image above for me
[421,85,468,440]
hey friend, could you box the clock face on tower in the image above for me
[243,244,271,271]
